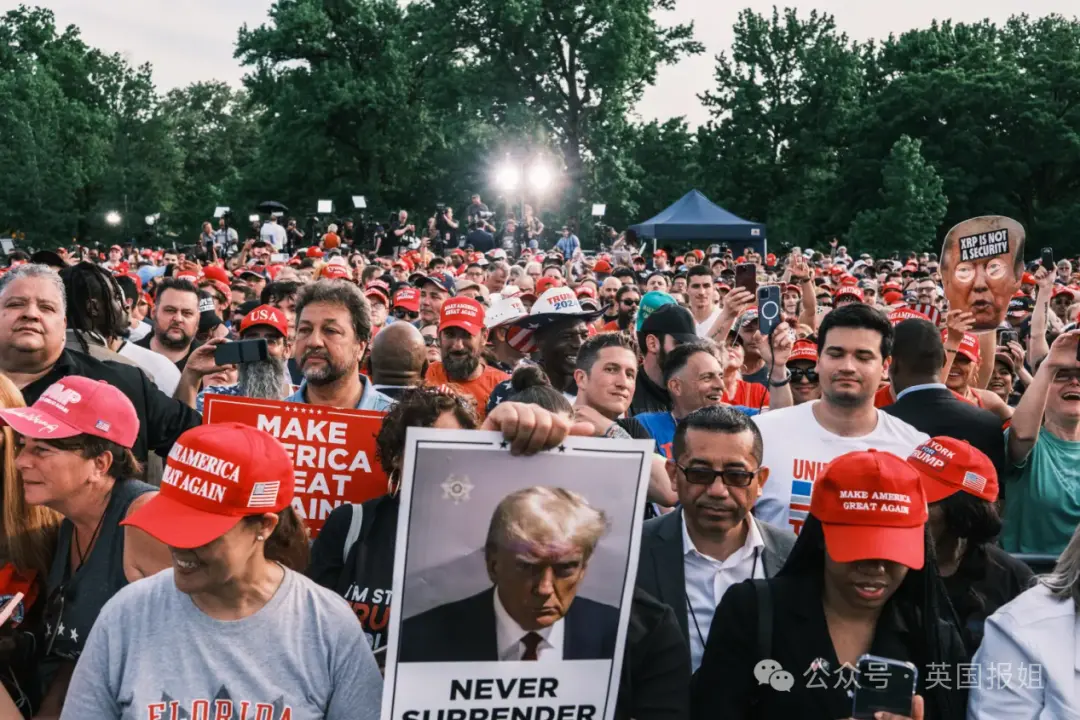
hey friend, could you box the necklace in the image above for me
[74,495,110,571]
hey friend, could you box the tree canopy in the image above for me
[2,3,1080,256]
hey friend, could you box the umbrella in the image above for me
[256,201,289,214]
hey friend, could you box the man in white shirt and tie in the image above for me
[399,486,620,662]
[636,405,796,671]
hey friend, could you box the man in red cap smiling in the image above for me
[175,304,295,414]
[424,297,509,418]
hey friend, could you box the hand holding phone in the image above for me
[214,339,269,366]
[735,263,758,296]
[1042,247,1054,269]
[851,654,919,719]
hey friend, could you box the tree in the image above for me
[845,135,947,253]
[424,0,703,218]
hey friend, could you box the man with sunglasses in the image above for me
[600,285,641,333]
[636,406,794,672]
[786,339,821,405]
[391,286,421,323]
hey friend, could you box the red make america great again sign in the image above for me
[202,395,387,536]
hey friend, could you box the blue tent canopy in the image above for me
[629,190,766,251]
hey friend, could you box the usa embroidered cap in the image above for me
[906,436,999,504]
[239,304,289,338]
[810,450,929,570]
[121,423,295,549]
[0,377,138,448]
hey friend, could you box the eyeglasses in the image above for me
[676,463,759,488]
[393,308,419,320]
[621,299,640,307]
[422,335,438,347]
[789,368,819,384]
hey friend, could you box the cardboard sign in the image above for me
[382,429,653,720]
[941,216,1025,332]
[202,395,387,535]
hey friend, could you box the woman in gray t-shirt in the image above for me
[61,422,382,720]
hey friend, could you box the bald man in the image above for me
[370,321,427,400]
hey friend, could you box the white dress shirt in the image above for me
[493,588,564,662]
[968,583,1080,719]
[682,513,765,672]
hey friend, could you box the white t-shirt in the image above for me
[260,221,287,250]
[752,401,929,534]
[118,340,181,397]
[695,307,722,337]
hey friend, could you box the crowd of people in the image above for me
[0,217,1077,720]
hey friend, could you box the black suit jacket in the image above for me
[690,574,969,720]
[399,587,619,662]
[883,386,1006,477]
[636,510,795,645]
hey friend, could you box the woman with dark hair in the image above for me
[507,365,574,417]
[691,450,968,720]
[4,378,172,716]
[906,437,1032,654]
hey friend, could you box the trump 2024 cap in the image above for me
[907,436,998,504]
[121,423,294,549]
[0,377,138,449]
[810,450,929,570]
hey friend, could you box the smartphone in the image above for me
[757,285,782,336]
[851,655,918,720]
[1042,247,1054,268]
[214,339,269,366]
[270,253,288,263]
[0,592,24,627]
[735,263,757,296]
[997,329,1019,347]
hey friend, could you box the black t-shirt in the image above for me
[465,202,490,224]
[134,333,199,372]
[390,219,411,249]
[308,496,399,660]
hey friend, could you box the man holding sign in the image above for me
[941,216,1025,332]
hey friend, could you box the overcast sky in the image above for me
[36,0,1079,127]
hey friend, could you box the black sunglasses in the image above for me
[676,463,758,488]
[790,368,819,383]
[422,335,438,347]
[393,308,419,320]
[621,299,640,307]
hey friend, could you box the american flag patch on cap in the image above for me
[962,471,987,494]
[247,482,280,508]
[95,420,111,432]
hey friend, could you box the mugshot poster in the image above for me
[202,395,387,535]
[381,428,654,720]
[940,215,1026,332]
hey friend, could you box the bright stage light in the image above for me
[105,211,122,226]
[495,163,520,191]
[529,163,553,191]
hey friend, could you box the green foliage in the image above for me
[846,135,948,253]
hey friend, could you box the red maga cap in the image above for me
[0,377,138,449]
[810,450,928,570]
[393,287,421,312]
[320,264,349,280]
[240,304,289,338]
[942,329,980,363]
[787,339,818,364]
[440,296,485,336]
[121,423,295,549]
[907,437,998,504]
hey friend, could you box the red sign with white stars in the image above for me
[202,395,388,536]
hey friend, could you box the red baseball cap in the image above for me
[835,286,864,302]
[883,290,904,306]
[576,285,597,300]
[176,270,200,282]
[888,307,931,326]
[393,287,420,312]
[439,296,485,336]
[239,304,289,338]
[593,260,612,274]
[320,264,349,280]
[787,339,818,364]
[535,277,561,296]
[202,265,230,286]
[1022,272,1036,285]
[0,377,138,449]
[942,329,980,363]
[121,424,295,549]
[810,450,928,570]
[907,437,998,504]
[306,246,324,258]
